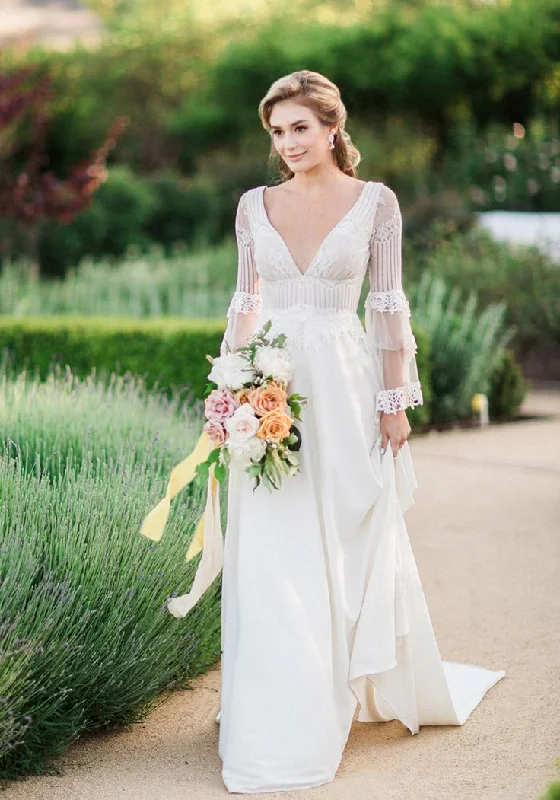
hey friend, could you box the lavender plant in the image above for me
[0,242,236,319]
[0,366,220,781]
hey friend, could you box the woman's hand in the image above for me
[380,409,411,457]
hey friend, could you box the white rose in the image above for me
[224,405,259,442]
[226,435,267,465]
[253,346,293,384]
[208,353,255,390]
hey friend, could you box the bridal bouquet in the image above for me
[196,321,307,491]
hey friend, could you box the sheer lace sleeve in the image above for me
[220,192,263,355]
[365,185,423,415]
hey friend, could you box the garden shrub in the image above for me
[409,273,514,425]
[0,367,221,781]
[0,315,432,429]
[0,245,237,319]
[541,780,560,800]
[406,325,431,429]
[25,166,254,278]
[38,166,157,278]
[144,173,222,251]
[0,317,226,405]
[406,226,560,355]
[441,117,560,213]
[489,348,530,421]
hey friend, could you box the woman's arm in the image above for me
[221,192,263,354]
[364,184,423,455]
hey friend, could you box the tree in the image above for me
[0,66,128,274]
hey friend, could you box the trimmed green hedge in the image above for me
[0,316,432,427]
[0,317,225,406]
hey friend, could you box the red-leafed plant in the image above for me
[0,65,129,274]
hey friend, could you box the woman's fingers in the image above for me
[380,430,389,453]
[380,410,411,457]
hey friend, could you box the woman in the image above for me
[170,70,505,793]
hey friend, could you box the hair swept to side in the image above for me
[258,70,361,180]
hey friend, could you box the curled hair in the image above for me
[258,70,361,180]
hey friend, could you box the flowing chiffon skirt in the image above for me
[218,309,505,794]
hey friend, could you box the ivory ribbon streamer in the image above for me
[140,431,224,619]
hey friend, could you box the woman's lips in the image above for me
[286,152,306,161]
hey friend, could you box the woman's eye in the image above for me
[271,127,306,135]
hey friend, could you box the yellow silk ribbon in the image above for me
[140,431,224,618]
[140,431,211,554]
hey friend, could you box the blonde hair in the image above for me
[258,70,361,181]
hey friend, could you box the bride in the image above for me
[164,69,505,793]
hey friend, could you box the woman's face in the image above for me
[268,100,336,174]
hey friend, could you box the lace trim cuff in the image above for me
[365,290,410,315]
[376,382,423,415]
[227,291,263,317]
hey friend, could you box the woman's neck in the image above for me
[289,163,346,195]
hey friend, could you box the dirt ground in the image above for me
[3,389,560,800]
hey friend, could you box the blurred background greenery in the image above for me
[2,0,559,272]
[1,0,559,385]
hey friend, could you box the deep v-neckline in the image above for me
[259,181,370,278]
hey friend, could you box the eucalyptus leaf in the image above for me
[214,461,227,483]
[207,447,221,464]
[203,382,216,397]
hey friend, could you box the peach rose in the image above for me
[248,381,288,418]
[237,388,253,405]
[256,409,293,443]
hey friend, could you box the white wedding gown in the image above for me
[176,181,505,793]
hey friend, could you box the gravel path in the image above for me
[3,389,560,800]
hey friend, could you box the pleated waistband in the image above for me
[260,279,362,312]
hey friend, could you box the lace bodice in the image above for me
[221,181,422,415]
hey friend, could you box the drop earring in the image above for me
[329,133,335,150]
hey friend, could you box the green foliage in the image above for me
[0,314,433,431]
[1,0,559,276]
[3,29,210,176]
[0,317,226,405]
[5,165,253,278]
[407,325,431,429]
[409,273,514,425]
[442,118,560,212]
[38,166,156,277]
[541,781,560,800]
[402,187,476,251]
[405,225,560,353]
[0,367,220,781]
[145,173,222,250]
[489,348,529,421]
[5,0,560,188]
[0,243,237,318]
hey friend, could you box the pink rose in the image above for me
[204,388,239,422]
[203,419,226,446]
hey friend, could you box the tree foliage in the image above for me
[0,67,128,271]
